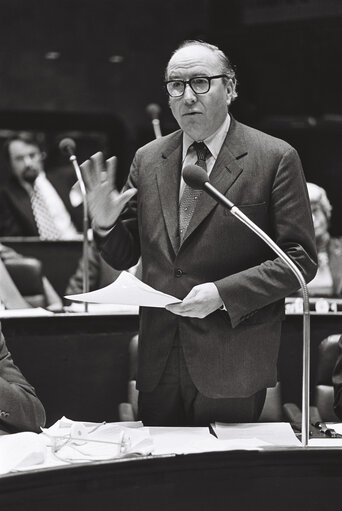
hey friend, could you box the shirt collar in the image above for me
[182,114,231,161]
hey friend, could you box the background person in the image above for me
[306,182,342,296]
[81,40,317,426]
[0,131,82,239]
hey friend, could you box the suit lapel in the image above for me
[182,118,247,245]
[8,181,38,233]
[156,132,182,254]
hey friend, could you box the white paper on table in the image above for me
[149,427,270,455]
[307,422,342,447]
[65,271,181,308]
[40,416,154,463]
[212,422,301,447]
[0,307,54,319]
[0,432,47,475]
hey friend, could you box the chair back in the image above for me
[316,334,341,421]
[5,257,47,308]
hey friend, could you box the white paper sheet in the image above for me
[149,427,269,454]
[65,271,181,308]
[212,422,301,447]
[0,307,54,318]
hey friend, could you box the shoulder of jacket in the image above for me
[135,129,182,155]
[234,119,295,154]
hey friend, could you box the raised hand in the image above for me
[80,152,137,229]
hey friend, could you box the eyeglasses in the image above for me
[164,75,228,97]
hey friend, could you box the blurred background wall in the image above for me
[0,0,342,232]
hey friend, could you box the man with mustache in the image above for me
[0,132,81,239]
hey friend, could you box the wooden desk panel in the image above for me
[2,314,139,426]
[2,311,342,427]
[1,448,342,510]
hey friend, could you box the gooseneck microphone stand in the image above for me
[59,138,89,313]
[183,164,311,447]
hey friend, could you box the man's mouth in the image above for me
[183,111,201,116]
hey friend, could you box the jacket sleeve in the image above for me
[215,146,317,328]
[0,327,46,433]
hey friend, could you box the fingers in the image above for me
[81,152,118,192]
[119,188,137,204]
[106,156,118,189]
[80,159,97,190]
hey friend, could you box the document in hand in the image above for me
[65,271,181,308]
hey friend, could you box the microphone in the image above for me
[183,164,234,210]
[59,137,76,157]
[183,164,311,447]
[59,137,89,306]
[146,103,162,139]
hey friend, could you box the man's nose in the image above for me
[23,155,34,166]
[183,83,197,104]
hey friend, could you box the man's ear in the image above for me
[40,151,47,161]
[226,79,233,106]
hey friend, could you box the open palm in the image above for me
[80,152,137,229]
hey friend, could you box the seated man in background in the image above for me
[0,322,46,433]
[0,131,82,239]
[307,182,342,296]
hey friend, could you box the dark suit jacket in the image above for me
[0,324,46,433]
[0,166,83,237]
[99,118,317,398]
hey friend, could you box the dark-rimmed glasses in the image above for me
[165,75,228,97]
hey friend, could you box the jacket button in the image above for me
[175,268,183,277]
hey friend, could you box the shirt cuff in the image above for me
[92,220,116,237]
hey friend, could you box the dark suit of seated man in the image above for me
[0,322,46,434]
[0,131,82,239]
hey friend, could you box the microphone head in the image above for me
[183,164,209,190]
[59,137,76,156]
[146,103,161,120]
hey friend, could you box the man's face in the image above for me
[8,140,44,184]
[166,45,232,141]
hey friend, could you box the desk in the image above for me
[1,311,342,426]
[1,447,342,510]
[2,313,139,426]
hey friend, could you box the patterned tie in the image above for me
[30,181,61,240]
[178,142,210,245]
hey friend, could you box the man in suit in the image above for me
[81,40,317,426]
[0,131,82,238]
[0,322,46,434]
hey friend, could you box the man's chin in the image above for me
[22,169,39,184]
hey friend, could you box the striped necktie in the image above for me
[30,181,61,240]
[178,142,210,245]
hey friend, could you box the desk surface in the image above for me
[1,446,342,511]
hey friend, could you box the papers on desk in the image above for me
[65,271,181,308]
[64,303,139,315]
[212,422,301,447]
[0,307,54,318]
[308,422,342,448]
[0,417,153,475]
[0,432,47,475]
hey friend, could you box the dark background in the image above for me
[1,0,342,231]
